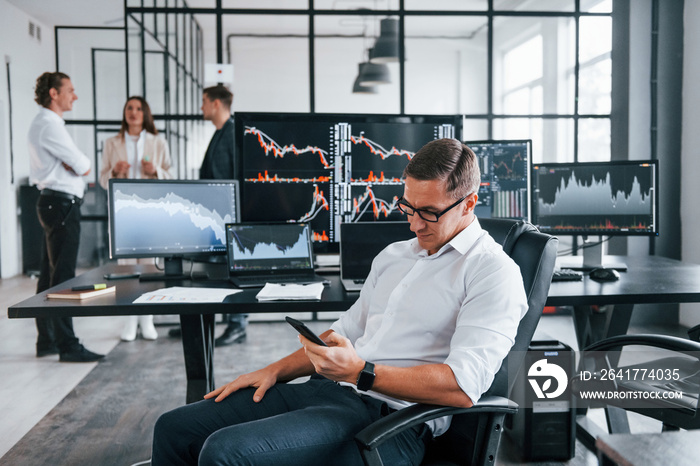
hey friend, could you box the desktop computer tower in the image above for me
[507,340,576,461]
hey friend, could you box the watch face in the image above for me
[357,362,376,391]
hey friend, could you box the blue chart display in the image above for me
[226,224,313,271]
[236,113,461,250]
[109,180,239,257]
[531,161,658,236]
[469,140,531,221]
[231,227,309,260]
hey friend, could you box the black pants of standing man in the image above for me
[34,192,103,362]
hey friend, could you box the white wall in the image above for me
[680,2,700,328]
[0,0,54,278]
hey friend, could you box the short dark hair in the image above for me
[403,138,481,199]
[34,71,70,108]
[202,85,233,109]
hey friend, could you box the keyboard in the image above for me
[236,274,313,284]
[552,269,584,282]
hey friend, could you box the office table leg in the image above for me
[573,304,634,451]
[180,314,216,404]
[572,304,634,351]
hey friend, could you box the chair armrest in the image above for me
[584,334,700,354]
[355,396,518,451]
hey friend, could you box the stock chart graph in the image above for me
[237,113,460,247]
[111,183,237,255]
[229,226,310,261]
[470,140,531,221]
[350,185,405,222]
[531,161,657,235]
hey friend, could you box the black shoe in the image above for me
[36,346,59,358]
[59,345,105,363]
[168,327,182,338]
[215,326,247,347]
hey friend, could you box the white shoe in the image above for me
[139,315,158,340]
[121,316,138,342]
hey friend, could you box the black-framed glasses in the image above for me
[396,195,468,223]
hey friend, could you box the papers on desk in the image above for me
[133,286,242,303]
[255,282,325,301]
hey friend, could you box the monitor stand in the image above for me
[556,237,628,271]
[139,257,208,281]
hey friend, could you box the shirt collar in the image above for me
[129,129,147,140]
[40,107,64,125]
[413,217,483,258]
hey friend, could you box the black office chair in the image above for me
[575,334,700,432]
[355,218,558,466]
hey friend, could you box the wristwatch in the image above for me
[356,361,376,392]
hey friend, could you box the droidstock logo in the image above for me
[528,359,568,399]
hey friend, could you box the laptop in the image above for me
[339,222,414,292]
[226,223,328,288]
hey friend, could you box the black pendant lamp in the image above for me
[369,18,399,64]
[357,59,391,86]
[353,71,379,94]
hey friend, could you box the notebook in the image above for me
[226,223,329,288]
[47,285,116,300]
[339,222,414,292]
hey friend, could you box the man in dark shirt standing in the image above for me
[200,85,247,346]
[199,85,237,180]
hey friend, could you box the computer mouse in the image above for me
[589,267,620,282]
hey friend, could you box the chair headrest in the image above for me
[479,218,538,255]
[501,221,538,256]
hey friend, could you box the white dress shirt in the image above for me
[28,107,91,198]
[331,218,528,435]
[125,130,146,179]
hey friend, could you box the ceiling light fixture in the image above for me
[352,64,379,94]
[369,18,399,64]
[357,60,391,86]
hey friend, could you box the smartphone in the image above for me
[285,316,328,347]
[103,272,141,280]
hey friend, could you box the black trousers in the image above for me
[35,194,82,353]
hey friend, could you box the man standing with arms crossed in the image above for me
[28,71,104,363]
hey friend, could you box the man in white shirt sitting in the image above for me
[28,72,104,363]
[151,138,528,465]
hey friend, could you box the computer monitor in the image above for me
[531,160,658,269]
[467,140,531,221]
[236,112,462,252]
[108,179,240,280]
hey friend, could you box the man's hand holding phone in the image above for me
[285,316,328,346]
[287,317,365,385]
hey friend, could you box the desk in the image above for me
[547,255,700,450]
[596,430,700,466]
[9,256,700,407]
[548,255,700,349]
[8,262,356,403]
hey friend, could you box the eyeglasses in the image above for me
[396,195,468,223]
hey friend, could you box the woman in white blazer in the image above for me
[99,96,172,189]
[100,96,173,342]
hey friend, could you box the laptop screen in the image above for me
[340,222,414,280]
[226,223,315,273]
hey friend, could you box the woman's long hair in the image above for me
[118,96,158,139]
